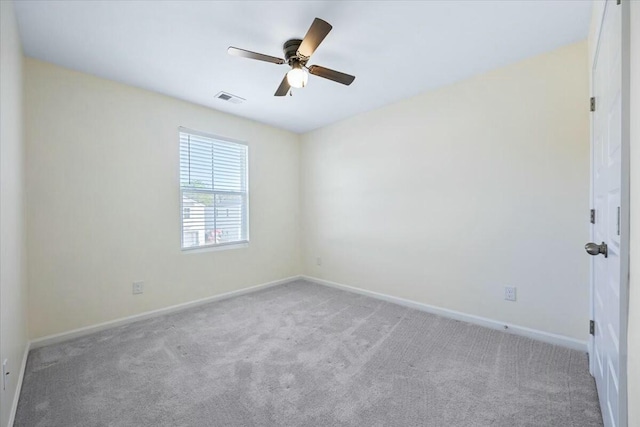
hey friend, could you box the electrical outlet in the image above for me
[2,359,8,391]
[132,281,144,295]
[504,286,517,302]
[316,257,322,266]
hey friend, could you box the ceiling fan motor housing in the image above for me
[283,39,304,65]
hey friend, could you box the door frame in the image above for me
[588,1,631,426]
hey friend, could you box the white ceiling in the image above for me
[13,0,592,134]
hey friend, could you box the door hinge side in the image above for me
[590,97,596,112]
[590,320,595,336]
[617,206,620,235]
[590,209,596,224]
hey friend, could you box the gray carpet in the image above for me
[15,280,602,426]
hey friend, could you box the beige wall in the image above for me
[627,1,639,425]
[0,1,29,425]
[300,41,590,341]
[25,59,301,339]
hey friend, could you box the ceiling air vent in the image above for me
[215,91,245,104]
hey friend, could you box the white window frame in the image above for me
[178,127,249,252]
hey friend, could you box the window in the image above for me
[179,128,248,250]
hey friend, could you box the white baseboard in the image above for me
[302,275,587,352]
[7,341,30,427]
[30,275,302,349]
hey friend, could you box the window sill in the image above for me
[181,242,249,254]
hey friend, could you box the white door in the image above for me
[590,1,625,426]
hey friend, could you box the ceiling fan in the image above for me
[228,18,355,96]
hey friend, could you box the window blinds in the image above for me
[179,130,248,249]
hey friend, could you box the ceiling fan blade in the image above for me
[308,65,355,86]
[227,47,285,65]
[274,75,290,96]
[297,18,332,59]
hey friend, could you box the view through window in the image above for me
[179,129,248,250]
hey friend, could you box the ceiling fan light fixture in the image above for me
[286,66,308,89]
